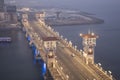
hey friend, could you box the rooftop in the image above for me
[42,37,58,41]
[80,33,99,38]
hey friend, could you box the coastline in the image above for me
[45,16,104,26]
[45,19,104,26]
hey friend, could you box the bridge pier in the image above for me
[33,48,41,60]
[22,27,26,32]
[29,40,33,46]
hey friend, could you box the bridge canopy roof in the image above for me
[80,33,99,38]
[42,37,58,41]
[36,12,44,14]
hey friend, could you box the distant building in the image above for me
[0,12,5,20]
[20,8,30,12]
[0,0,17,24]
[6,5,16,12]
[0,0,5,20]
[35,12,45,22]
[5,5,17,23]
[0,0,4,12]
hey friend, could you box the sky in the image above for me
[4,0,120,11]
[5,0,120,7]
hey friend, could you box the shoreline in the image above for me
[45,18,104,26]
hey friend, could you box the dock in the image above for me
[0,37,12,43]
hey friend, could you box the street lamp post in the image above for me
[98,63,103,70]
[108,70,112,78]
[74,45,77,51]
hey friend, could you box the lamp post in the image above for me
[98,63,103,70]
[108,70,112,78]
[98,63,101,67]
[74,45,77,51]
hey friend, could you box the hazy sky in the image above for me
[5,0,120,10]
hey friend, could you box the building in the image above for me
[0,12,5,20]
[0,0,5,20]
[43,37,58,68]
[0,0,17,23]
[0,0,4,12]
[35,12,45,22]
[5,5,17,23]
[6,5,16,12]
[80,32,98,64]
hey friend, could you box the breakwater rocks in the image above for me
[45,17,104,26]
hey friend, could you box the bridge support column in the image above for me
[25,33,28,38]
[34,49,41,60]
[22,27,26,32]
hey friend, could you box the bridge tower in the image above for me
[22,13,28,22]
[43,37,58,80]
[43,37,58,68]
[80,32,98,64]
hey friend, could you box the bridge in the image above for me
[21,11,115,80]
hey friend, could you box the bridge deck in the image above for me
[22,13,114,80]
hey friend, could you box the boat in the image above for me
[0,37,12,43]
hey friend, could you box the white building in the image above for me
[80,32,99,64]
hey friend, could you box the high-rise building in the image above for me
[0,0,4,12]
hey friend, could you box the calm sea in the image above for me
[0,29,43,80]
